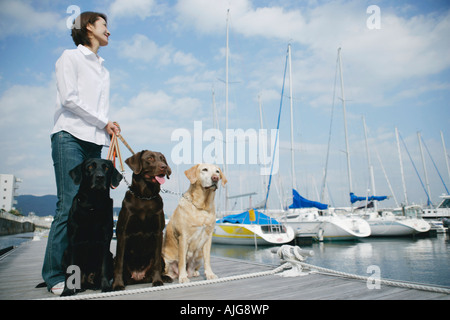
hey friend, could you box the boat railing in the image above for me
[260,224,287,234]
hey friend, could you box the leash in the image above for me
[107,134,125,173]
[107,122,135,189]
[113,122,135,155]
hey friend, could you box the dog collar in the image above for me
[128,187,160,201]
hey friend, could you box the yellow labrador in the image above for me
[163,164,227,283]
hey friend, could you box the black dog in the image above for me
[61,158,122,296]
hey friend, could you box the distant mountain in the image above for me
[16,195,57,217]
[15,195,122,217]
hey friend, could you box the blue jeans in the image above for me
[42,131,102,290]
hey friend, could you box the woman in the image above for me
[42,11,120,295]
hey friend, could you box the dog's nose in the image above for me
[95,175,105,181]
[160,164,167,170]
[212,175,219,182]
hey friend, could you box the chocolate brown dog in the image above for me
[112,150,172,290]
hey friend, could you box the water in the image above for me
[211,234,450,288]
[0,232,35,253]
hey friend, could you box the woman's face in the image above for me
[88,17,110,47]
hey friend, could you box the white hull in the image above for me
[422,195,450,219]
[283,209,371,241]
[361,208,430,236]
[212,223,296,246]
[367,218,430,236]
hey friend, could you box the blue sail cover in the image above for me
[289,189,328,210]
[350,192,388,204]
[216,210,279,225]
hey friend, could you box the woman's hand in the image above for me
[105,121,121,136]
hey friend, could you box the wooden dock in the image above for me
[0,235,449,301]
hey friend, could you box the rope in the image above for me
[297,261,450,295]
[37,245,450,300]
[420,134,449,194]
[399,132,432,206]
[37,263,291,301]
[274,245,450,295]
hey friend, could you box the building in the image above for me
[0,174,22,212]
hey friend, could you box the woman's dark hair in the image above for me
[71,12,107,47]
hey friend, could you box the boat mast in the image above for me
[224,9,230,212]
[288,44,297,190]
[441,131,450,189]
[395,127,408,205]
[418,132,432,205]
[338,48,353,208]
[362,116,377,211]
[258,95,268,196]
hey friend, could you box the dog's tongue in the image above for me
[155,176,165,185]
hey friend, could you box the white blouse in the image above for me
[52,44,110,146]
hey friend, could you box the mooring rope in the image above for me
[296,260,450,295]
[37,245,450,300]
[37,262,291,300]
[274,245,450,295]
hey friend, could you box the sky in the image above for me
[1,0,450,215]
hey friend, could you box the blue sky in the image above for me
[1,0,449,214]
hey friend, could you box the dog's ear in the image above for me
[69,161,84,185]
[107,161,123,188]
[185,164,199,184]
[219,167,227,186]
[125,151,143,174]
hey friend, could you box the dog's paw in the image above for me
[179,276,190,284]
[193,271,200,277]
[206,272,218,281]
[162,275,173,283]
[112,281,125,291]
[101,285,112,293]
[152,280,164,287]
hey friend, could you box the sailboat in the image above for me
[284,190,371,240]
[360,206,430,236]
[270,45,371,241]
[335,53,430,237]
[213,209,295,245]
[212,10,295,246]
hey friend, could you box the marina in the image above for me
[0,231,449,300]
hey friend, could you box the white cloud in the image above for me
[165,70,218,94]
[175,0,304,39]
[111,89,203,147]
[0,0,65,39]
[0,79,56,195]
[119,34,169,63]
[109,0,165,20]
[175,0,450,109]
[173,51,204,71]
[175,0,251,34]
[118,34,203,70]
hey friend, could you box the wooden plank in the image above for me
[0,237,449,300]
